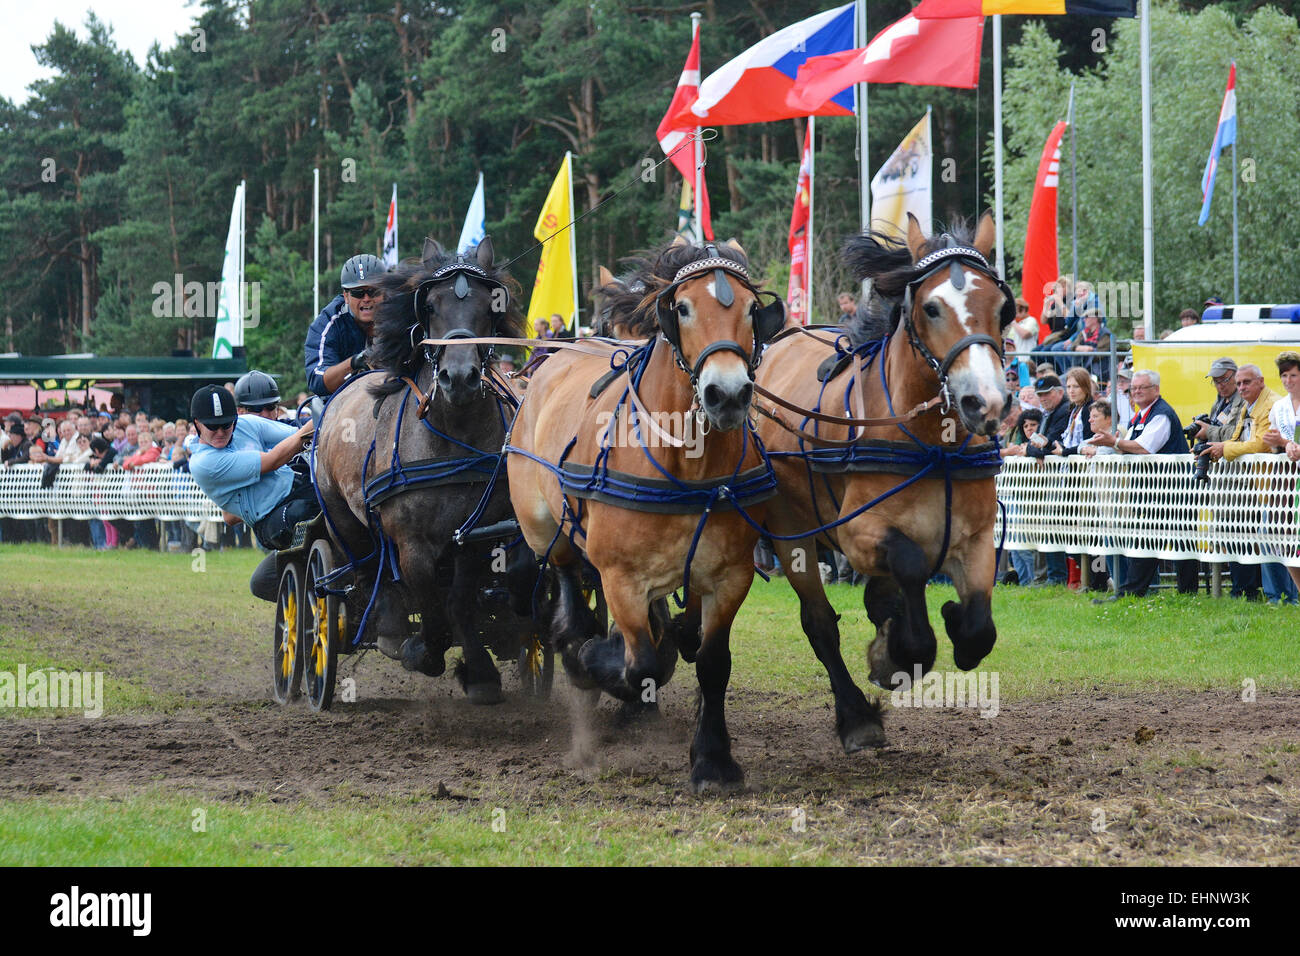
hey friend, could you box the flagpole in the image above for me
[1140,0,1154,339]
[690,12,704,245]
[992,15,1005,277]
[239,179,246,347]
[1068,84,1078,290]
[313,167,320,319]
[1231,101,1239,302]
[807,116,815,325]
[855,0,869,234]
[567,151,579,332]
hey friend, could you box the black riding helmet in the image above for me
[234,370,280,409]
[190,385,237,427]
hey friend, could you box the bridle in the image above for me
[411,256,511,386]
[897,242,1015,409]
[653,248,786,394]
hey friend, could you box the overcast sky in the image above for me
[0,0,198,103]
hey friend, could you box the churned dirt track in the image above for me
[3,589,1299,864]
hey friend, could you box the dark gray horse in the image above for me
[313,236,530,702]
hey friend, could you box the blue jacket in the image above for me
[185,416,299,524]
[304,295,369,396]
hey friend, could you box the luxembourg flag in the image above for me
[665,2,857,127]
[1198,63,1236,227]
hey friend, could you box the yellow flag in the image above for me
[527,155,576,336]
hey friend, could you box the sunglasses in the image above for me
[204,421,235,433]
[347,287,381,300]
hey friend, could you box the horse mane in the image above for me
[367,248,524,390]
[590,271,652,338]
[599,239,752,336]
[840,218,979,348]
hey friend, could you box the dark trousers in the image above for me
[1120,558,1200,597]
[1228,561,1261,599]
[251,463,320,551]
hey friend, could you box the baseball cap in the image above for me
[1033,374,1062,393]
[190,385,238,426]
[1117,365,1133,380]
[1206,357,1237,378]
[1203,296,1224,308]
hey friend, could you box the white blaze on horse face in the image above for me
[928,272,1005,427]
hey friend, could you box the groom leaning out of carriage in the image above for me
[184,384,318,600]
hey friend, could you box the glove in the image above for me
[349,350,371,372]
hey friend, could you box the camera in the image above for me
[1191,442,1212,482]
[1183,413,1212,441]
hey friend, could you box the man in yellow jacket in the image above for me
[1200,365,1278,461]
[1197,364,1297,604]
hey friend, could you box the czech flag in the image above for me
[913,0,1135,16]
[664,3,857,128]
[1198,63,1237,227]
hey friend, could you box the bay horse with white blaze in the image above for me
[755,214,1010,752]
[508,239,784,790]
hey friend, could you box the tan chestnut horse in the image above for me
[508,240,784,790]
[755,214,1010,753]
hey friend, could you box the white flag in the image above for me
[869,111,932,240]
[457,173,485,253]
[211,183,244,359]
[381,184,398,268]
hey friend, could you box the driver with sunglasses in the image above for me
[304,253,387,397]
[187,385,318,599]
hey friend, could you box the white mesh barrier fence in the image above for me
[3,456,1297,566]
[0,463,222,521]
[996,454,1300,567]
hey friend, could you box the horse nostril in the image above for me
[737,381,753,407]
[437,368,453,390]
[960,395,985,419]
[703,383,725,409]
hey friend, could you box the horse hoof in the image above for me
[467,683,504,706]
[841,718,887,753]
[400,639,445,677]
[689,757,745,794]
[615,697,661,726]
[378,634,405,660]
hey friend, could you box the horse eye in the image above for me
[923,302,941,319]
[677,303,688,317]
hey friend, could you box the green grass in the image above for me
[733,576,1299,701]
[0,791,846,866]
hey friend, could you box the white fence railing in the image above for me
[2,456,1298,567]
[997,454,1300,567]
[0,462,221,521]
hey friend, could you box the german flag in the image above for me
[914,1,1135,16]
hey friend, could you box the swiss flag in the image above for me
[785,12,983,113]
[657,20,713,239]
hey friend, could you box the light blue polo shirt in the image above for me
[187,415,300,524]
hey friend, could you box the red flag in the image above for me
[787,124,813,327]
[785,12,983,113]
[657,20,713,239]
[1022,121,1068,343]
